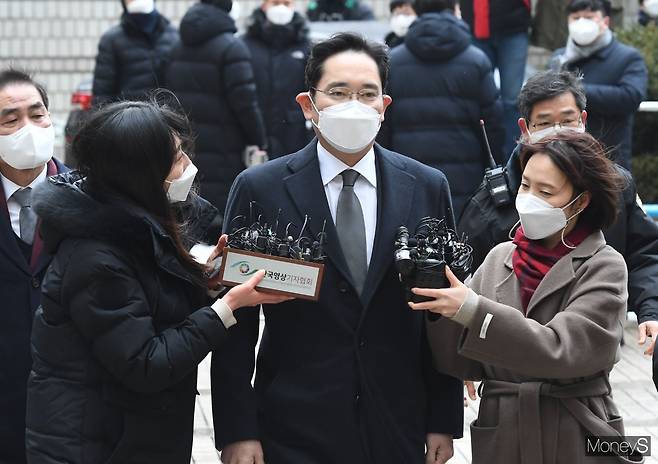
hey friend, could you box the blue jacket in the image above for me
[551,38,648,170]
[211,140,463,463]
[0,158,67,464]
[379,12,504,218]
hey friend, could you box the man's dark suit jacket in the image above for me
[211,141,463,464]
[0,159,68,464]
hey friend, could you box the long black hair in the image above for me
[73,97,206,283]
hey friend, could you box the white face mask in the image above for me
[165,162,198,203]
[645,0,658,17]
[266,4,294,25]
[568,18,601,46]
[230,1,242,20]
[515,192,584,240]
[310,98,382,154]
[0,124,54,170]
[527,123,585,143]
[126,0,155,14]
[390,14,416,37]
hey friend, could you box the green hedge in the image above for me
[617,25,658,203]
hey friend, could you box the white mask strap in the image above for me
[509,218,521,240]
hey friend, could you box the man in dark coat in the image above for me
[243,0,313,158]
[550,0,647,171]
[0,69,68,464]
[92,0,178,105]
[306,0,375,21]
[458,70,658,359]
[378,0,504,218]
[384,0,416,49]
[165,0,267,235]
[212,33,463,464]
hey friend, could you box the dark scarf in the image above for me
[512,222,592,313]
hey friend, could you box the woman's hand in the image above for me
[408,266,468,318]
[206,234,228,289]
[222,270,293,310]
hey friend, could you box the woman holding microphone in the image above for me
[25,99,289,463]
[413,131,643,463]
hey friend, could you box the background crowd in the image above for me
[1,0,658,462]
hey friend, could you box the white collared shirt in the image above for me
[317,142,377,266]
[1,166,47,237]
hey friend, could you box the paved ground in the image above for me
[191,317,658,463]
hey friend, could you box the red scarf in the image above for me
[512,223,592,314]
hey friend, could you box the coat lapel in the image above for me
[525,232,606,318]
[496,247,522,311]
[283,142,354,286]
[0,173,31,274]
[360,145,415,312]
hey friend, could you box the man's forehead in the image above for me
[318,51,382,87]
[0,83,45,111]
[531,93,580,118]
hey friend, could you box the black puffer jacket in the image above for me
[165,3,266,223]
[25,173,228,464]
[379,12,504,217]
[92,12,178,105]
[243,9,313,158]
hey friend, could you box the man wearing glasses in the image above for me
[212,33,463,464]
[460,70,658,368]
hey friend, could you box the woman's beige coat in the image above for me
[427,231,644,463]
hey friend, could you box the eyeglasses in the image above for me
[311,87,382,103]
[530,117,582,130]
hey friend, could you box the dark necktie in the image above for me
[336,169,368,294]
[12,187,37,245]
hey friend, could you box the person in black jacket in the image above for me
[306,0,375,21]
[378,0,504,218]
[384,0,417,49]
[166,0,267,236]
[458,70,658,357]
[0,69,68,464]
[92,0,177,105]
[24,100,289,464]
[550,0,647,171]
[243,0,313,158]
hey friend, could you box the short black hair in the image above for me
[0,68,49,109]
[305,33,390,93]
[567,0,610,16]
[518,70,586,121]
[390,0,412,12]
[413,0,456,15]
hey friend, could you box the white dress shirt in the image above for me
[317,142,377,266]
[1,166,47,237]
